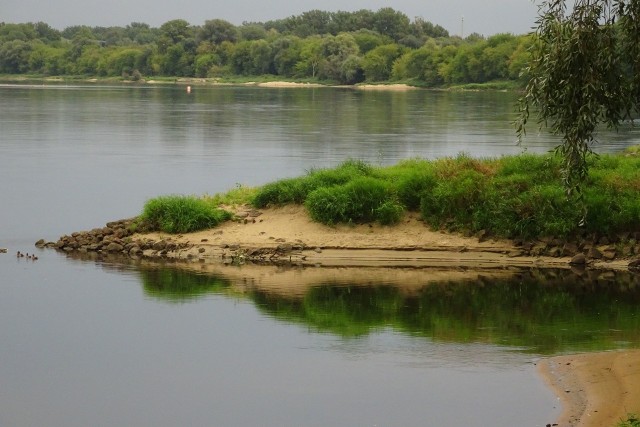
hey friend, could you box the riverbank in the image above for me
[42,205,638,271]
[0,75,516,91]
[540,350,640,427]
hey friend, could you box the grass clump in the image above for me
[205,184,257,206]
[140,195,231,234]
[305,176,403,225]
[619,414,640,427]
[252,159,374,208]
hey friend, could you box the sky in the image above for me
[1,0,539,36]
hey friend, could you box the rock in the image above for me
[548,247,563,257]
[569,253,586,265]
[476,229,488,242]
[531,243,547,256]
[198,247,206,253]
[277,243,293,253]
[629,258,640,270]
[587,247,603,259]
[105,242,124,252]
[562,242,579,257]
[34,239,46,248]
[152,240,167,251]
[602,249,617,261]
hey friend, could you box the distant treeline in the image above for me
[0,8,531,86]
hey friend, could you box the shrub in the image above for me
[252,178,307,208]
[252,159,374,208]
[420,169,488,230]
[375,200,405,225]
[305,177,403,225]
[140,195,231,233]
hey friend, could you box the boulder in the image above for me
[569,253,587,265]
[587,247,603,259]
[105,242,124,252]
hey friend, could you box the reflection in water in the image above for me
[123,254,640,355]
[141,268,231,302]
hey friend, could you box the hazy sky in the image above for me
[1,0,539,36]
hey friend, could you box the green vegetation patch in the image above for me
[305,176,403,225]
[619,415,640,427]
[252,159,375,208]
[140,195,231,234]
[249,152,640,239]
[138,151,640,240]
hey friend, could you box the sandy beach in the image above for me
[539,350,640,426]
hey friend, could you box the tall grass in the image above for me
[305,176,403,225]
[139,148,640,239]
[140,195,231,233]
[252,159,375,208]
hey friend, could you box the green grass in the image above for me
[204,184,258,207]
[137,148,640,239]
[140,195,231,234]
[248,152,640,238]
[305,176,403,225]
[619,414,640,427]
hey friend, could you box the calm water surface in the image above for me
[1,84,639,426]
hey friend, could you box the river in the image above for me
[1,84,639,426]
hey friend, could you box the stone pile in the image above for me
[37,218,189,257]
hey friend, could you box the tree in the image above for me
[361,43,403,81]
[372,8,410,41]
[318,33,363,83]
[197,19,238,45]
[0,40,32,73]
[517,0,640,204]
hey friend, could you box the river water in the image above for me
[1,84,639,426]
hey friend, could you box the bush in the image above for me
[252,159,374,208]
[420,168,488,230]
[252,178,308,208]
[305,177,403,225]
[140,195,231,233]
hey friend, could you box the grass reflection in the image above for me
[138,264,640,354]
[251,270,640,354]
[141,268,231,302]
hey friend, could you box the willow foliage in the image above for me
[517,0,640,211]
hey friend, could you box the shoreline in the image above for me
[0,77,513,92]
[539,350,640,427]
[42,205,639,271]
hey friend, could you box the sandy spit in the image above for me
[539,350,640,427]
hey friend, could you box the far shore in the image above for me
[0,76,514,92]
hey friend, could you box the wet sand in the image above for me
[539,350,640,426]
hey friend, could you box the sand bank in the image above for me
[540,350,640,426]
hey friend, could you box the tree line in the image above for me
[0,8,531,86]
